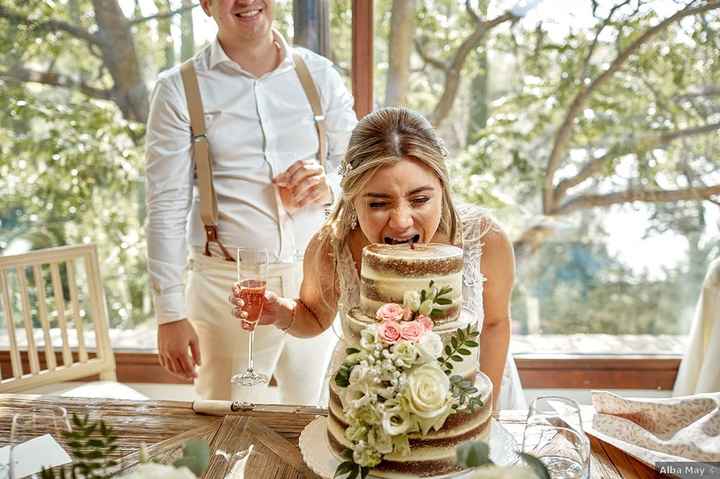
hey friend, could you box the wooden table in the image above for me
[0,394,663,478]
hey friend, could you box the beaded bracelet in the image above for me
[279,299,300,332]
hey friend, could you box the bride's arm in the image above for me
[478,225,515,409]
[257,232,340,338]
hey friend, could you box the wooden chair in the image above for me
[0,244,123,394]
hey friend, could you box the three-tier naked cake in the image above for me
[327,243,493,478]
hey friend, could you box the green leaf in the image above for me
[429,280,435,288]
[436,297,452,305]
[346,347,360,355]
[444,344,452,355]
[451,336,458,349]
[334,461,355,478]
[458,348,471,355]
[520,453,551,479]
[420,290,426,302]
[464,340,479,347]
[438,286,452,296]
[456,441,492,468]
[451,354,463,362]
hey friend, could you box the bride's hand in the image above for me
[229,284,283,327]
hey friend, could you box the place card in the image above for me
[0,434,72,479]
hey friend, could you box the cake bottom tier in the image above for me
[327,373,493,478]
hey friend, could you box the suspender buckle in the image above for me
[313,115,325,122]
[192,133,208,143]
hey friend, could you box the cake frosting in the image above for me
[328,243,493,478]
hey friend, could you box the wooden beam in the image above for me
[352,0,373,119]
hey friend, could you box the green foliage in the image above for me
[456,441,492,468]
[172,439,210,477]
[41,414,118,479]
[449,375,485,412]
[440,324,479,374]
[335,449,370,479]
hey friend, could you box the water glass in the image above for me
[521,397,590,479]
[9,406,72,479]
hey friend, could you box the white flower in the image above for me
[349,362,372,385]
[416,332,443,363]
[404,363,453,434]
[466,465,538,479]
[353,444,382,468]
[345,423,368,442]
[119,464,197,479]
[403,290,422,312]
[418,298,434,316]
[390,341,419,368]
[344,380,376,409]
[381,406,412,435]
[367,426,394,454]
[360,324,379,349]
[350,404,382,426]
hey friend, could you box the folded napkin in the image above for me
[591,391,720,463]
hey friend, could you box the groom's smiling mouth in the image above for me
[383,234,421,245]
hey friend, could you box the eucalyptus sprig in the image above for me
[450,375,485,412]
[334,449,370,479]
[419,280,454,319]
[439,324,479,375]
[41,414,117,479]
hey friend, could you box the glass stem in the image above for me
[248,330,255,372]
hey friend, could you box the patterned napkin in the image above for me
[590,391,720,463]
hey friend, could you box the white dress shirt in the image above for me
[145,32,357,324]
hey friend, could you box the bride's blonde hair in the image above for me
[325,107,462,246]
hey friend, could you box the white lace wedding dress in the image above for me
[321,203,527,410]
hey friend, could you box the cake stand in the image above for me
[299,416,519,479]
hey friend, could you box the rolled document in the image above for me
[192,399,326,416]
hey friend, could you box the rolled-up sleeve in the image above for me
[145,74,194,324]
[322,66,357,203]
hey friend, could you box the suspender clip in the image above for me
[192,133,208,143]
[313,115,325,122]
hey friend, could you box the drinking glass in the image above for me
[9,406,72,479]
[521,397,590,479]
[231,247,270,387]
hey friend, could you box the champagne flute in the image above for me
[9,406,72,479]
[521,396,590,479]
[231,247,270,387]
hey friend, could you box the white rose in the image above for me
[353,445,382,468]
[404,363,453,434]
[349,362,372,385]
[403,290,422,312]
[416,332,443,363]
[119,464,197,479]
[467,466,538,479]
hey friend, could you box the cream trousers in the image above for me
[186,250,338,403]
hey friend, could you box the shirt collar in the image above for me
[208,29,295,75]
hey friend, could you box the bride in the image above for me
[231,107,525,409]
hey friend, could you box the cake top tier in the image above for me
[362,243,463,276]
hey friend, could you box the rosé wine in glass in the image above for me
[238,279,266,332]
[231,248,270,387]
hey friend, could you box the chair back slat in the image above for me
[0,270,22,379]
[50,262,73,367]
[0,244,117,392]
[66,260,89,363]
[33,264,57,371]
[16,266,41,375]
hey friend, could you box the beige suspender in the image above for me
[292,52,327,168]
[179,53,327,261]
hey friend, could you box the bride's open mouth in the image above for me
[383,234,420,245]
[234,8,263,20]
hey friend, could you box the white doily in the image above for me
[299,416,519,479]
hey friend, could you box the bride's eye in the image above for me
[411,196,430,206]
[369,202,388,209]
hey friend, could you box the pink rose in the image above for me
[376,303,406,322]
[400,321,425,342]
[378,320,402,344]
[402,307,413,321]
[416,315,434,332]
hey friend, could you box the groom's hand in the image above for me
[273,159,332,212]
[157,319,201,380]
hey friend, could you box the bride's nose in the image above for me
[388,205,414,231]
